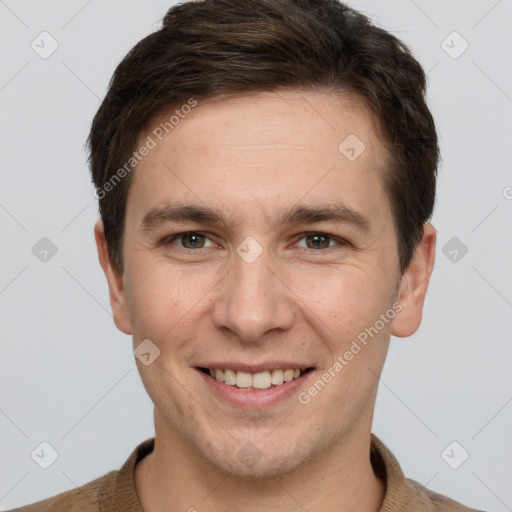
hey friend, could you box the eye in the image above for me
[163,231,348,251]
[167,232,216,249]
[295,232,348,250]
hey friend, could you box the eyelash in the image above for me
[164,231,350,251]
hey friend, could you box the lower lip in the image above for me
[197,369,312,409]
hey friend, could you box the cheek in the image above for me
[124,257,218,342]
[285,263,394,346]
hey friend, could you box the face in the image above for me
[96,89,435,478]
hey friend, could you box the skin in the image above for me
[95,89,436,511]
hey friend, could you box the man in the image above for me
[10,0,482,510]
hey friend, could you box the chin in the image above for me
[199,433,317,480]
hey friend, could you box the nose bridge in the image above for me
[212,247,294,342]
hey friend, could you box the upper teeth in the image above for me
[209,368,302,389]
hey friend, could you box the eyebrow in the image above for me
[141,202,371,232]
[273,203,370,231]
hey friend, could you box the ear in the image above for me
[391,223,436,338]
[94,220,132,335]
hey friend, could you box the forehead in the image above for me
[147,89,381,161]
[127,89,391,228]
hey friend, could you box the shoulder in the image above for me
[6,437,154,511]
[406,478,486,512]
[370,433,484,512]
[6,470,117,512]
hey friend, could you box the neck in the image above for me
[135,413,385,512]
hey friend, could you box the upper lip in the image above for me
[197,362,314,373]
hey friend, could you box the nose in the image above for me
[211,249,295,343]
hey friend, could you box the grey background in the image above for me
[1,0,511,510]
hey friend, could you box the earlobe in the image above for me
[391,223,436,338]
[94,221,133,335]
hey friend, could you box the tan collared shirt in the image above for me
[8,434,483,511]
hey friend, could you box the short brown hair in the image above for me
[88,0,439,273]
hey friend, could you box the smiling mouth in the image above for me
[199,367,314,390]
